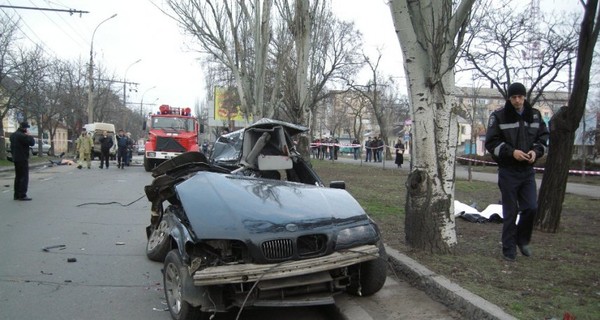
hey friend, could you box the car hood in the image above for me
[175,171,368,240]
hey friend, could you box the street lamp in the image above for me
[123,59,141,108]
[87,13,117,124]
[141,86,157,121]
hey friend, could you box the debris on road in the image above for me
[67,258,77,263]
[42,244,66,252]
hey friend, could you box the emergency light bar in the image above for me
[158,104,192,116]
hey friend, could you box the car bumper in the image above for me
[192,244,379,286]
[146,151,183,160]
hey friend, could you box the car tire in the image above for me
[143,156,152,172]
[347,242,388,297]
[164,250,204,320]
[146,219,171,262]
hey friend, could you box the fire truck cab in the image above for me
[143,105,199,172]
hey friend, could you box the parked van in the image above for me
[83,122,117,160]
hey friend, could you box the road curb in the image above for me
[383,244,517,320]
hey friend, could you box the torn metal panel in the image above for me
[193,244,378,286]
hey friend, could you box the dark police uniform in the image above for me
[485,94,549,260]
[10,122,35,200]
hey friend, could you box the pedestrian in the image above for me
[75,128,94,169]
[376,136,384,162]
[352,138,360,160]
[372,137,379,162]
[333,137,339,160]
[116,129,129,169]
[394,139,405,168]
[485,82,549,262]
[365,137,372,162]
[125,132,134,166]
[10,121,35,201]
[98,130,113,169]
[201,140,209,154]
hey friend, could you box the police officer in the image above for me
[10,121,35,201]
[485,82,549,262]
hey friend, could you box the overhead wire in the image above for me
[33,0,89,52]
[4,0,58,58]
[2,0,91,60]
[42,0,91,50]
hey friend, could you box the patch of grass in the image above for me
[313,160,600,320]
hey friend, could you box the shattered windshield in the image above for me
[152,117,194,131]
[210,129,243,165]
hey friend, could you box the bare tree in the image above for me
[166,0,273,119]
[277,1,363,134]
[536,0,600,232]
[390,0,476,253]
[0,16,27,160]
[461,0,578,104]
[349,52,395,161]
[14,46,49,155]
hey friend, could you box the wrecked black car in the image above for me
[144,119,387,320]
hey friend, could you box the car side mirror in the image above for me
[329,181,346,189]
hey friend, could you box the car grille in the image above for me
[262,239,294,260]
[297,234,327,257]
[261,234,327,260]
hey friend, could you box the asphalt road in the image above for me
[0,160,343,320]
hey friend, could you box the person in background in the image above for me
[116,129,128,169]
[485,82,549,262]
[376,136,384,162]
[201,139,209,154]
[394,138,405,168]
[372,137,380,162]
[352,138,360,160]
[365,137,372,162]
[125,132,134,166]
[98,130,113,169]
[10,121,35,201]
[76,128,94,169]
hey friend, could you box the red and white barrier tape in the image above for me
[456,156,600,176]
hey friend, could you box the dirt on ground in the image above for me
[312,160,600,320]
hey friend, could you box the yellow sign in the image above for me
[214,87,250,121]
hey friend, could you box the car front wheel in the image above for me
[347,243,388,297]
[164,250,203,320]
[146,219,171,261]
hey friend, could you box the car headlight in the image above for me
[148,152,156,157]
[335,224,378,250]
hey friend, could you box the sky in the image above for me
[1,0,582,115]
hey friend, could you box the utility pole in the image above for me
[87,14,117,124]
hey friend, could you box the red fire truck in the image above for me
[143,105,199,172]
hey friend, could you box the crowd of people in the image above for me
[74,128,134,170]
[310,136,406,167]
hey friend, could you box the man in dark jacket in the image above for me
[116,129,130,169]
[485,82,549,262]
[99,130,113,169]
[10,121,35,201]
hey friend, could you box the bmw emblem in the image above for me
[285,224,298,232]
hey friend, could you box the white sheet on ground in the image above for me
[454,200,512,223]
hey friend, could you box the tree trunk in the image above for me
[536,0,599,232]
[391,0,475,253]
[536,107,574,232]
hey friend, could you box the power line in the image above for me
[0,4,88,15]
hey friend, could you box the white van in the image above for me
[83,122,118,160]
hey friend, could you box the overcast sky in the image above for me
[2,0,581,114]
